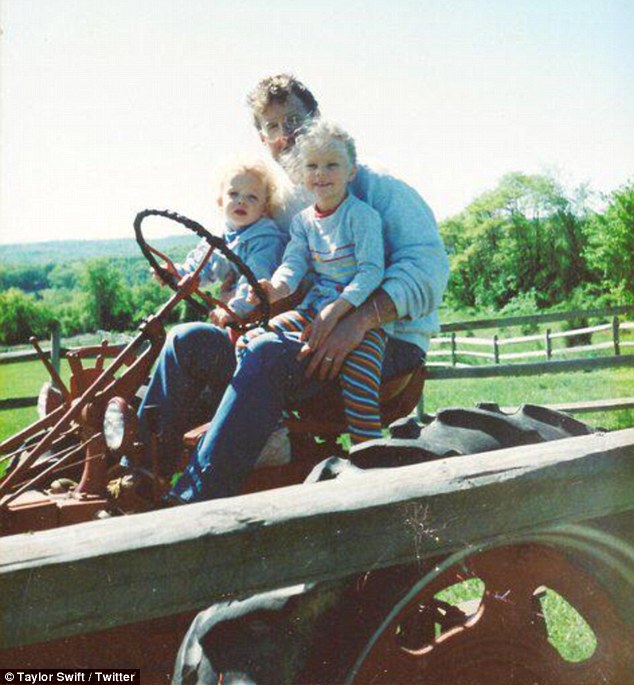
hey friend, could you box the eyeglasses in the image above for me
[261,111,310,141]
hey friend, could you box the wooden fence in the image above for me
[1,305,633,413]
[430,319,632,365]
[2,428,634,649]
[423,306,634,410]
[0,326,63,367]
[427,304,634,369]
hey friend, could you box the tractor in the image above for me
[1,210,633,684]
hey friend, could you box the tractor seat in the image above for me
[182,364,426,450]
[286,363,426,436]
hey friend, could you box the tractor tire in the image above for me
[171,405,633,685]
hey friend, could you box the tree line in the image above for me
[440,173,632,315]
[0,172,632,346]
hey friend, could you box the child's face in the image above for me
[302,146,356,212]
[220,172,268,228]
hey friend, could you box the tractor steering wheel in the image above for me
[134,209,270,331]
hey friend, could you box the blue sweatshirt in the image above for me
[177,217,286,317]
[273,164,449,351]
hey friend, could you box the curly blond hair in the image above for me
[214,157,282,218]
[285,120,357,183]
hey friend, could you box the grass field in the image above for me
[0,359,72,441]
[424,366,634,431]
[1,359,633,442]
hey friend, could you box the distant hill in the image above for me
[0,234,199,266]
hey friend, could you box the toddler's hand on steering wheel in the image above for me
[247,279,288,304]
[135,209,270,331]
[209,307,236,328]
[151,259,179,287]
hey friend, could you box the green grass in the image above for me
[0,406,39,442]
[1,360,633,443]
[423,366,634,431]
[0,359,73,442]
[539,588,597,662]
[0,359,70,398]
[435,580,596,663]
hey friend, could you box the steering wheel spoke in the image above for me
[135,209,270,331]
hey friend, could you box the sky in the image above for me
[0,0,632,245]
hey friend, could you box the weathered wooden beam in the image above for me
[439,304,634,332]
[426,353,634,379]
[1,429,633,649]
[502,397,634,415]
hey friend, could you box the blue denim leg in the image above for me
[171,330,326,502]
[170,333,425,503]
[137,322,235,477]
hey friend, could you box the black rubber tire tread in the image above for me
[347,403,594,470]
[173,405,597,685]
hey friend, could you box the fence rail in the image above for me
[501,397,634,414]
[439,304,634,332]
[425,353,634,379]
[427,307,634,378]
[2,306,634,413]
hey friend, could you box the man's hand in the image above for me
[302,298,352,353]
[209,307,236,328]
[298,312,368,381]
[297,290,396,381]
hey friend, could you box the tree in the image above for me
[48,262,82,290]
[440,172,594,310]
[81,260,134,331]
[584,182,634,304]
[0,288,53,345]
[0,264,52,292]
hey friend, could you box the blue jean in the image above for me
[138,322,424,502]
[137,323,236,478]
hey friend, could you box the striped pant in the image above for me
[240,309,386,444]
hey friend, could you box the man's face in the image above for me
[257,93,312,160]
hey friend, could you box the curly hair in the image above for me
[285,120,357,183]
[247,74,319,129]
[214,157,282,218]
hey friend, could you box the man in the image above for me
[140,74,449,503]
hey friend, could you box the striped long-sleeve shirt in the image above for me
[272,193,384,313]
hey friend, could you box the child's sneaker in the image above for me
[255,424,291,467]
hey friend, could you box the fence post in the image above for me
[416,393,425,420]
[493,334,500,364]
[450,333,457,367]
[612,316,620,356]
[545,328,552,360]
[50,323,61,384]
